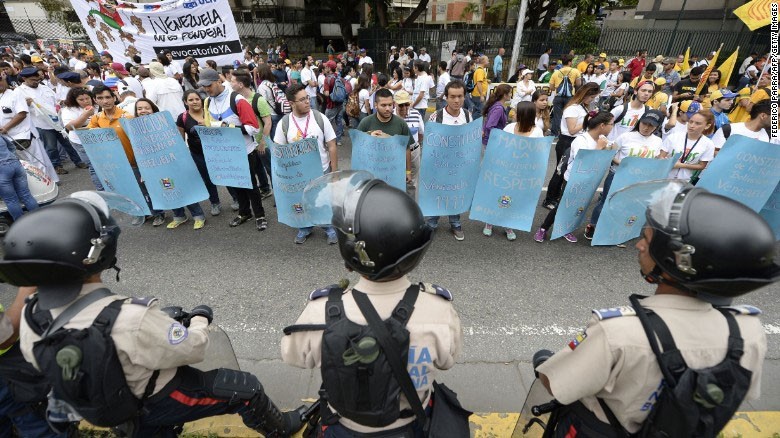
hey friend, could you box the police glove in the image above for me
[189,305,213,324]
[161,306,188,322]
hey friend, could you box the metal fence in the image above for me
[358,26,770,74]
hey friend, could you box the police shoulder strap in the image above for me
[281,286,343,335]
[40,288,115,338]
[353,285,429,434]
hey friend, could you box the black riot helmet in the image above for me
[609,180,780,305]
[0,192,140,310]
[303,171,433,281]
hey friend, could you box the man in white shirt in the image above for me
[435,61,450,110]
[711,99,770,151]
[273,83,339,245]
[418,47,431,63]
[537,47,552,79]
[426,80,473,241]
[300,56,318,108]
[144,61,185,116]
[111,62,143,98]
[609,81,654,140]
[15,67,86,174]
[738,52,758,76]
[0,74,31,146]
[358,49,373,67]
[412,61,435,118]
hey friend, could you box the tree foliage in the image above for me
[563,14,600,53]
[37,0,85,35]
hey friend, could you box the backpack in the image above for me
[260,80,292,115]
[556,67,575,98]
[463,70,476,93]
[279,109,327,141]
[24,289,160,427]
[330,75,348,103]
[346,91,361,118]
[434,108,472,123]
[285,285,421,427]
[599,295,753,438]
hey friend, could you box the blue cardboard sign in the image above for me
[469,130,552,231]
[195,126,252,189]
[417,118,483,216]
[591,155,679,246]
[268,136,323,228]
[550,149,614,240]
[350,130,408,191]
[77,128,151,215]
[696,135,780,212]
[121,112,208,210]
[760,182,780,240]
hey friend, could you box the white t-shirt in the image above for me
[428,108,469,125]
[514,80,536,104]
[535,116,546,133]
[144,77,185,117]
[662,131,715,181]
[564,133,598,181]
[402,78,414,95]
[60,106,91,144]
[15,84,58,130]
[413,73,435,110]
[358,89,370,115]
[273,111,336,171]
[711,123,770,149]
[662,121,686,140]
[560,104,587,137]
[503,123,543,137]
[116,76,144,100]
[358,56,374,66]
[207,89,258,153]
[609,103,646,141]
[611,131,663,171]
[436,72,450,98]
[164,61,183,78]
[602,71,621,97]
[301,67,317,97]
[0,89,31,140]
[418,53,431,63]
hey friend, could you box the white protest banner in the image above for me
[441,40,457,63]
[69,0,243,66]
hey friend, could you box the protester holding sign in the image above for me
[134,98,207,230]
[712,99,771,152]
[61,87,104,191]
[394,90,425,198]
[176,90,223,216]
[273,83,338,244]
[231,70,274,199]
[481,84,511,147]
[357,88,412,175]
[585,110,665,240]
[200,68,268,231]
[534,111,614,243]
[659,110,715,183]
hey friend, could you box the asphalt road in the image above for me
[2,134,778,415]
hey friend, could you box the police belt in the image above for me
[143,367,184,405]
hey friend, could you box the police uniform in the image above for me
[20,282,209,399]
[537,294,765,433]
[282,276,463,434]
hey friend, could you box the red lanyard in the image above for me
[291,113,310,138]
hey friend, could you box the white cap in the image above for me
[390,46,397,50]
[407,46,414,50]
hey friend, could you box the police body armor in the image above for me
[24,289,158,427]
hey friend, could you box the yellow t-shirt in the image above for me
[647,92,669,110]
[549,67,581,96]
[577,61,588,73]
[729,89,769,123]
[472,67,488,97]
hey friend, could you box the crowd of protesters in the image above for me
[0,39,774,244]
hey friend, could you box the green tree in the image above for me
[563,14,600,54]
[460,2,481,28]
[37,0,84,35]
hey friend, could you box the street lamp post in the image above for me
[665,0,689,55]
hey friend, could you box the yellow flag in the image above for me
[717,47,739,87]
[680,47,690,73]
[695,44,723,95]
[733,0,774,31]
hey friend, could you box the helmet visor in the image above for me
[606,179,692,231]
[69,191,147,226]
[302,170,374,233]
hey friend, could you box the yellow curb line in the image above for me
[81,411,780,437]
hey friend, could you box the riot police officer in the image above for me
[0,192,303,437]
[281,171,464,437]
[535,181,777,436]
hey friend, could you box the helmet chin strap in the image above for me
[641,264,665,284]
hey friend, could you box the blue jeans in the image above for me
[589,169,615,226]
[71,142,104,190]
[470,97,483,119]
[325,104,345,140]
[172,202,205,220]
[425,215,461,229]
[0,380,64,437]
[551,95,571,137]
[309,96,318,109]
[191,152,220,205]
[36,128,83,168]
[0,161,40,220]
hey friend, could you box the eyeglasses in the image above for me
[294,97,310,103]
